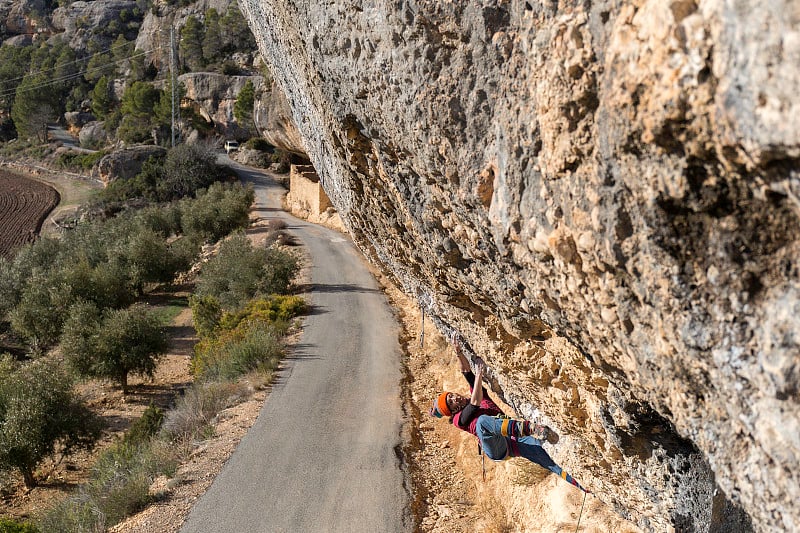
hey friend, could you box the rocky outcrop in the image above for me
[2,33,32,47]
[64,111,95,131]
[79,121,108,149]
[178,72,264,138]
[254,80,305,154]
[240,1,799,531]
[1,0,49,36]
[51,0,136,51]
[96,145,165,183]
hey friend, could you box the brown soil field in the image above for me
[0,169,60,258]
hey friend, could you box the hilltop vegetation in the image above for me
[0,0,261,147]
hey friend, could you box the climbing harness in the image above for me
[574,491,587,532]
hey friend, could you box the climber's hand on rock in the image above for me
[474,359,485,378]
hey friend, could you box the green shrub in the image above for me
[195,233,299,310]
[115,228,174,294]
[132,205,182,238]
[218,296,306,332]
[162,381,249,440]
[55,150,105,171]
[220,61,240,75]
[37,437,179,533]
[159,143,228,201]
[244,137,272,151]
[87,443,152,523]
[0,517,39,533]
[189,294,303,383]
[179,182,254,242]
[191,320,285,381]
[189,294,222,338]
[123,404,165,446]
[99,144,229,203]
[270,149,292,173]
[167,234,203,274]
[0,258,24,319]
[37,493,100,533]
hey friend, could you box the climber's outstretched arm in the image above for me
[470,360,485,406]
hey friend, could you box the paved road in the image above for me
[46,125,95,153]
[181,161,412,532]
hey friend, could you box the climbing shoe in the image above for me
[530,423,550,441]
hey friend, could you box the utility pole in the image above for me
[170,25,176,147]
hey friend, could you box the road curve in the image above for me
[181,161,412,532]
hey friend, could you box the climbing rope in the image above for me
[420,305,425,347]
[574,491,587,533]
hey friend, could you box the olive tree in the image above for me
[179,182,254,242]
[61,303,168,394]
[0,356,102,489]
[9,271,74,350]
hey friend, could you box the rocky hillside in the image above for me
[0,0,284,144]
[238,1,799,531]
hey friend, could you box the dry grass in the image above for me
[162,381,252,441]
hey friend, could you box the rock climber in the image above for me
[429,338,590,493]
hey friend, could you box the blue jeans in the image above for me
[476,415,562,477]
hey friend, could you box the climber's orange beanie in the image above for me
[429,392,452,418]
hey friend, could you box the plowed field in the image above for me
[0,169,59,258]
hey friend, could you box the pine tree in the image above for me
[180,16,205,72]
[91,75,113,119]
[234,80,255,129]
[202,9,222,66]
[11,74,57,141]
[0,45,33,111]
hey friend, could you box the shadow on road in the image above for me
[297,282,381,294]
[304,305,329,317]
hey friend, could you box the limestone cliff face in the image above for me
[254,80,306,154]
[179,73,265,138]
[239,1,799,531]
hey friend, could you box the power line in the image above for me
[0,27,177,86]
[0,47,162,100]
[0,38,139,86]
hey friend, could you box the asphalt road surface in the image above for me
[181,160,412,532]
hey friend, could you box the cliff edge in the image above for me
[239,1,799,530]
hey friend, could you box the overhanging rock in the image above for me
[239,1,800,530]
